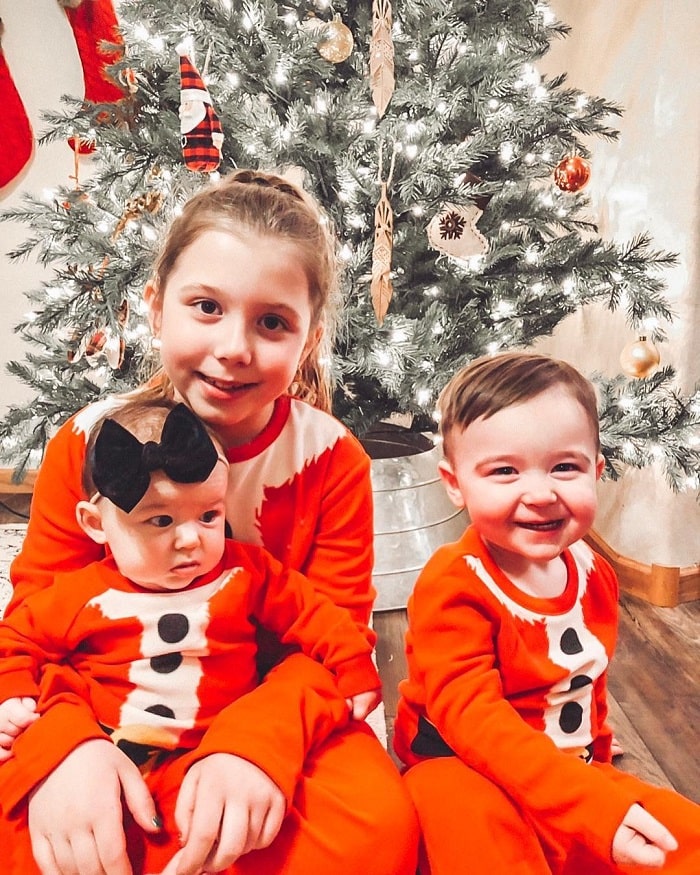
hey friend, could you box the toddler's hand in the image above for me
[345,688,382,721]
[0,696,38,761]
[612,803,678,868]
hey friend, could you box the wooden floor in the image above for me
[374,592,700,804]
[1,492,697,803]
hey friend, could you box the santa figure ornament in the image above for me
[179,54,224,173]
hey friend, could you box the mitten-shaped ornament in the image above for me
[0,18,34,190]
[179,54,224,173]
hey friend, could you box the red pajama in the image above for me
[394,527,700,872]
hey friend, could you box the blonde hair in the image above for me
[143,169,339,411]
[439,351,601,461]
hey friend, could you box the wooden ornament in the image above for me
[371,182,394,324]
[427,203,488,260]
[370,0,395,117]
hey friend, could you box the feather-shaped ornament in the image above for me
[370,0,394,117]
[371,181,394,324]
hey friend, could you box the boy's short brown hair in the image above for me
[438,351,601,461]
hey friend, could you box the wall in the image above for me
[0,0,92,411]
[537,0,700,567]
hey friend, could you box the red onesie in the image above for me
[3,395,418,875]
[0,540,379,755]
[394,526,700,873]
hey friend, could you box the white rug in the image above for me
[0,524,387,745]
[0,524,26,618]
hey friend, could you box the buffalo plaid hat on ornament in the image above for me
[178,53,223,173]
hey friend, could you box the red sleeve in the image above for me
[0,572,115,814]
[183,652,351,804]
[402,550,637,861]
[0,665,109,817]
[241,544,379,697]
[8,413,102,613]
[300,435,375,626]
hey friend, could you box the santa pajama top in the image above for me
[2,394,375,813]
[0,540,379,757]
[394,526,647,853]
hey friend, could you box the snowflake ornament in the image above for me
[427,202,488,260]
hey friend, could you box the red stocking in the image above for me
[0,18,34,190]
[62,0,124,105]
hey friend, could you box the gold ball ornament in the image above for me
[554,155,591,192]
[619,336,661,378]
[317,15,354,64]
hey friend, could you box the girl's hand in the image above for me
[173,753,286,875]
[612,803,678,868]
[345,688,382,721]
[28,738,160,875]
[0,696,38,761]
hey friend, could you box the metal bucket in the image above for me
[362,426,466,611]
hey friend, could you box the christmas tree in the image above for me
[1,0,698,492]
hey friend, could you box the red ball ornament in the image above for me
[554,155,591,192]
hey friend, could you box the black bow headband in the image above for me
[90,403,221,513]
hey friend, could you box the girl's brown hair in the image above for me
[438,351,601,461]
[143,168,339,411]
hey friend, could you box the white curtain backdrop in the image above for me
[537,0,700,567]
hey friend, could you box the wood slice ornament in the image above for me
[371,182,394,324]
[427,203,489,260]
[370,0,394,117]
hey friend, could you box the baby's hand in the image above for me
[345,688,382,721]
[612,803,678,867]
[0,696,38,762]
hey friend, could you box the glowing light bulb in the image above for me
[499,142,515,164]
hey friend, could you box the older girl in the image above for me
[1,170,418,875]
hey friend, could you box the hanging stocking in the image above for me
[61,0,124,105]
[0,18,34,190]
[61,0,124,152]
